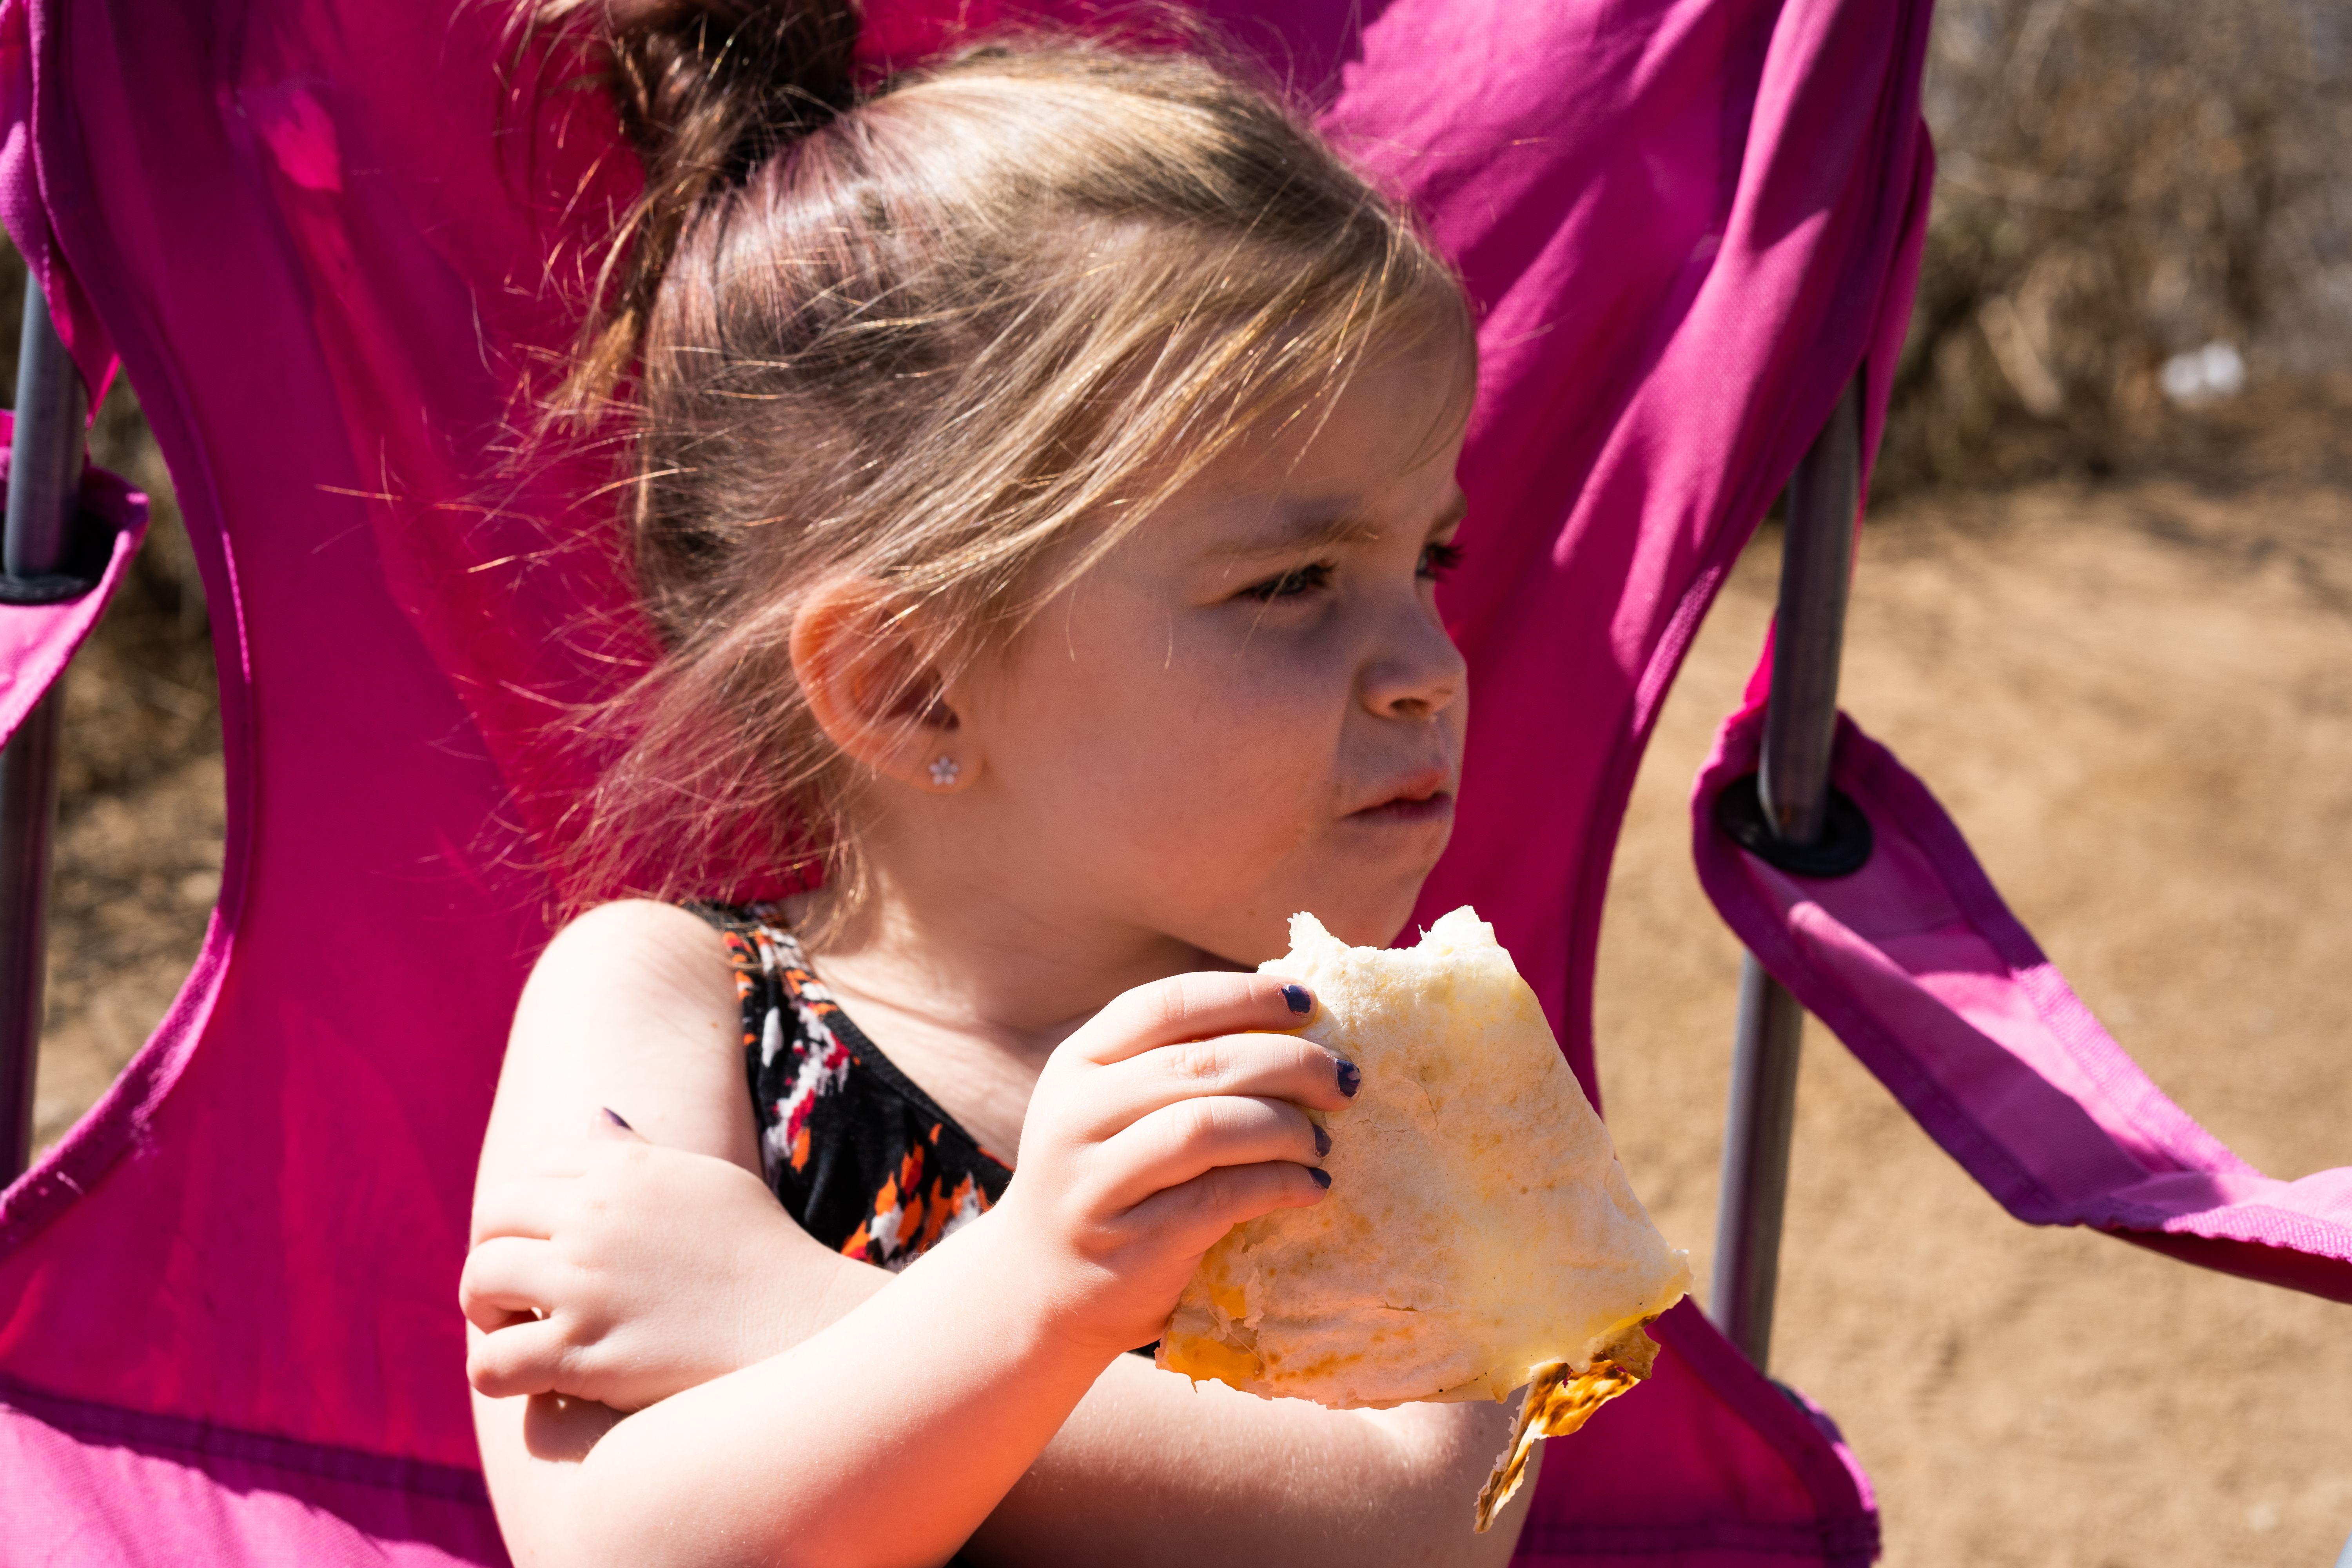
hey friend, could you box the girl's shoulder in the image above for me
[526,899,746,1036]
[529,898,739,1010]
[489,899,761,1187]
[544,896,731,965]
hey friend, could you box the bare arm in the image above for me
[467,901,894,1550]
[466,903,1533,1567]
[973,1356,1533,1567]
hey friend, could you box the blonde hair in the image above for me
[543,0,1472,915]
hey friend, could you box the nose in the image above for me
[1361,597,1467,722]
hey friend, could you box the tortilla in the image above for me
[1155,907,1690,1530]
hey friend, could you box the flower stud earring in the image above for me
[928,755,960,788]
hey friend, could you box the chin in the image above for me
[1196,890,1411,967]
[1295,872,1436,951]
[1204,843,1443,962]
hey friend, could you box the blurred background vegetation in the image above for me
[1879,0,2352,494]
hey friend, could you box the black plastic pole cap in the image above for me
[1712,771,1874,879]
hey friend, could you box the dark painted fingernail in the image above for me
[601,1107,633,1130]
[1281,984,1313,1016]
[1313,1124,1332,1157]
[1335,1059,1361,1097]
[1308,1166,1332,1189]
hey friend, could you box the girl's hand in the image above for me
[988,972,1355,1355]
[461,1112,828,1412]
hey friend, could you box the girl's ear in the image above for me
[790,577,972,791]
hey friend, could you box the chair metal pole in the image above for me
[0,278,90,1180]
[1709,376,1862,1371]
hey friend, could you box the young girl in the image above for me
[461,4,1525,1563]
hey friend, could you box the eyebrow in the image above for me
[1209,494,1469,559]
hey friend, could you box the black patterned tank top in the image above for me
[693,904,1013,1269]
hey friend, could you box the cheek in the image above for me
[999,624,1346,853]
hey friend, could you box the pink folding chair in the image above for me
[0,0,2344,1563]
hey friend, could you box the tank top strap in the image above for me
[687,902,1012,1271]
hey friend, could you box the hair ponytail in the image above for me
[539,0,863,411]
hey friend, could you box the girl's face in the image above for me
[951,347,1471,964]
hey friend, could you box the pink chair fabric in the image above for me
[1694,708,2352,1303]
[8,0,2324,1562]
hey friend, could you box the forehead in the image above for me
[1189,351,1473,547]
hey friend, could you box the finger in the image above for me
[468,1177,573,1247]
[466,1314,579,1401]
[1120,1158,1331,1258]
[521,1138,608,1180]
[506,1133,647,1185]
[1069,1030,1356,1140]
[1094,1095,1327,1212]
[459,1236,563,1332]
[1071,972,1319,1068]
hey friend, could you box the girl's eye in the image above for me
[1419,540,1465,581]
[1237,562,1336,603]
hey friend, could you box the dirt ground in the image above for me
[26,473,2352,1564]
[1598,479,2352,1568]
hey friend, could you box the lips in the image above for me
[1352,790,1455,824]
[1347,767,1457,823]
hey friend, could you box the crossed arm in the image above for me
[465,902,1534,1568]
